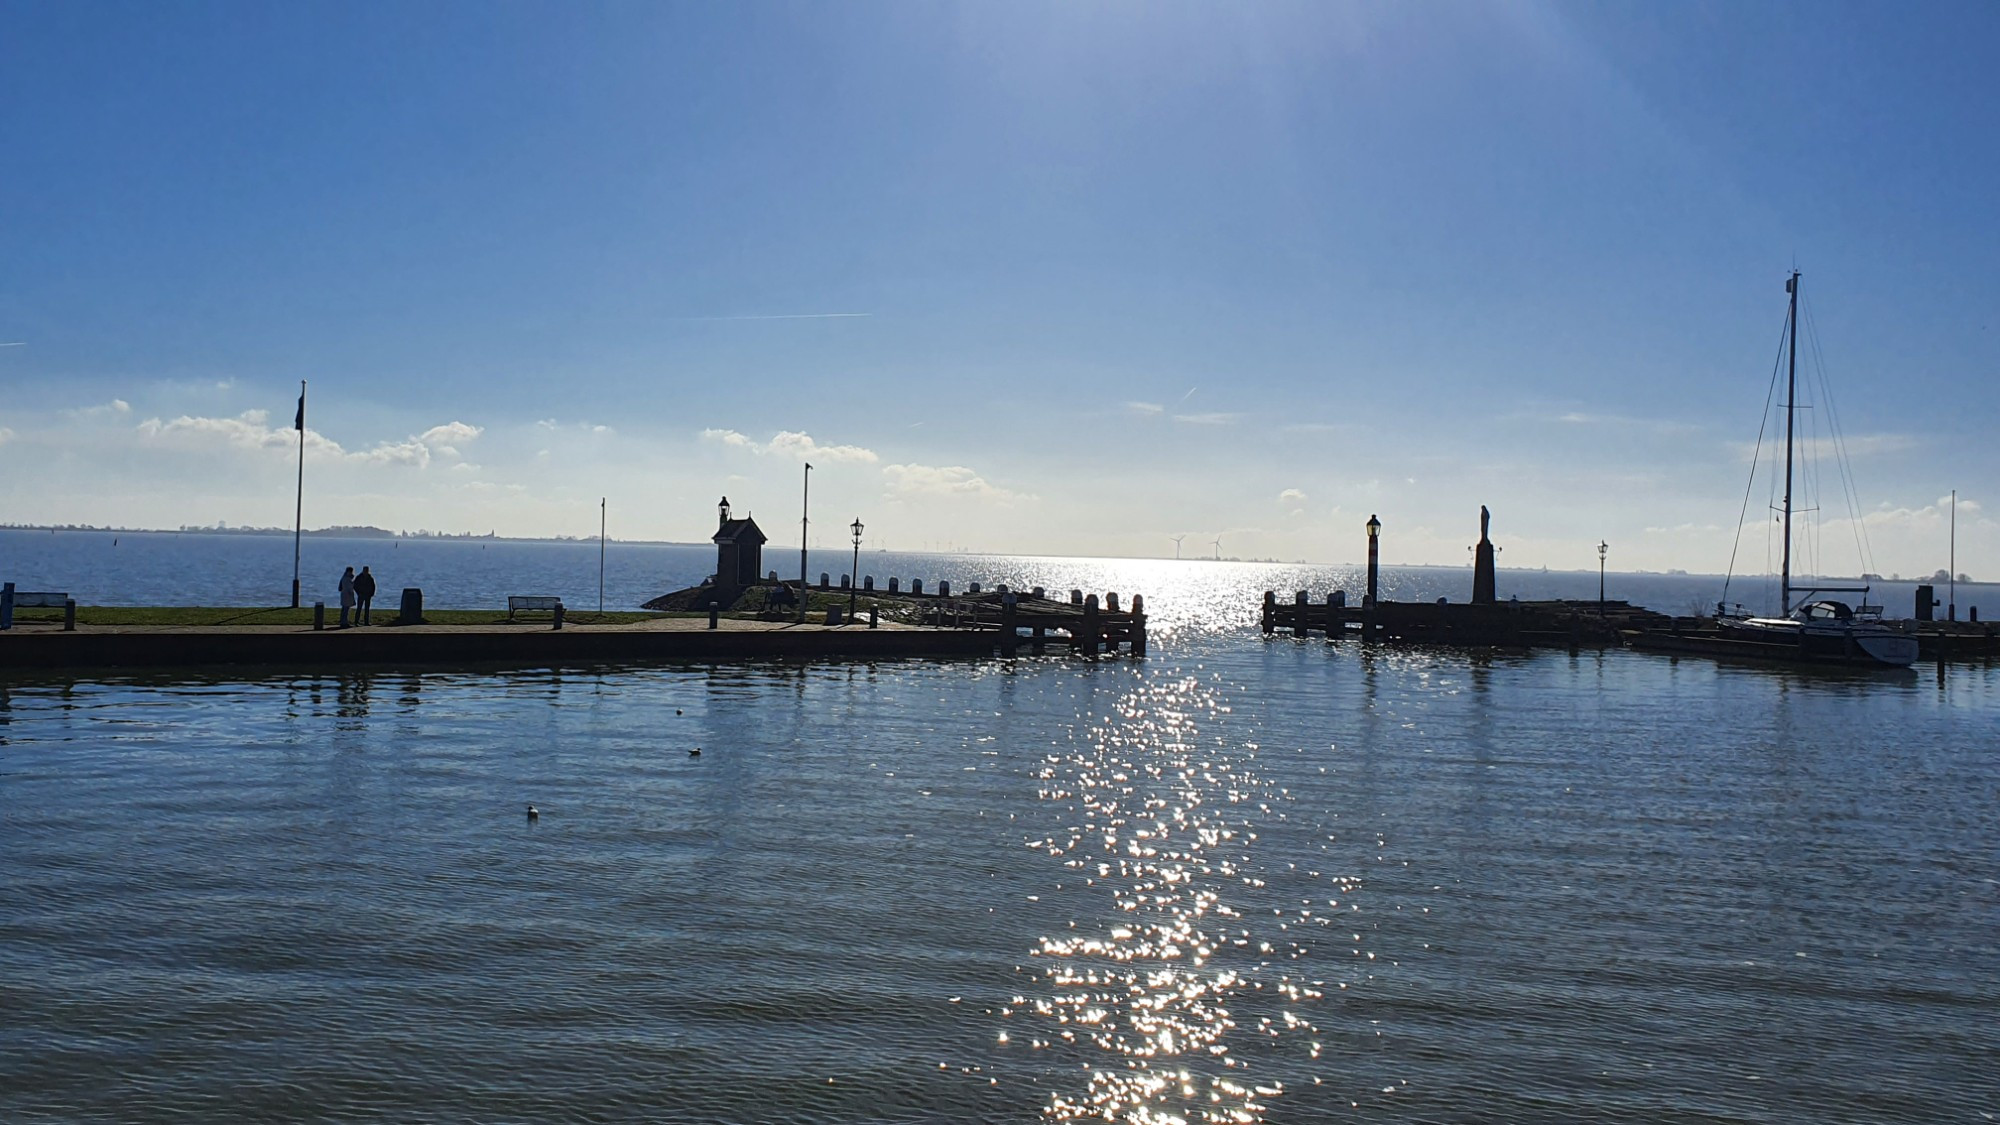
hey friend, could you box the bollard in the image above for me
[869,604,878,629]
[1262,591,1276,634]
[1295,590,1309,636]
[0,581,12,631]
[970,582,981,594]
[820,573,830,590]
[553,602,565,630]
[938,580,950,597]
[708,601,720,629]
[889,577,900,593]
[912,578,923,595]
[1032,586,1044,599]
[1070,589,1083,606]
[840,574,850,589]
[314,601,326,631]
[1081,594,1101,655]
[863,576,874,591]
[1131,594,1147,657]
[826,606,843,626]
[64,598,77,631]
[1107,592,1120,613]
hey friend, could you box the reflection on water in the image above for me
[1018,673,1346,1122]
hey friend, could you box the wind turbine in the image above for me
[1170,535,1185,560]
[1211,536,1223,561]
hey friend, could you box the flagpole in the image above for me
[799,462,811,624]
[599,497,606,614]
[291,379,306,608]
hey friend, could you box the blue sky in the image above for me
[2,1,1994,577]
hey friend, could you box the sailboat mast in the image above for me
[1780,271,1799,614]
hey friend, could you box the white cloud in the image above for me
[1125,401,1165,417]
[536,418,612,435]
[0,426,14,445]
[68,398,132,419]
[1730,433,1916,463]
[881,463,1031,504]
[133,410,483,470]
[419,421,483,446]
[701,428,878,463]
[1173,412,1242,426]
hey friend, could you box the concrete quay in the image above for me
[0,616,1000,673]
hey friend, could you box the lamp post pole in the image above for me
[799,463,812,624]
[1598,540,1608,612]
[849,518,863,620]
[1365,515,1381,607]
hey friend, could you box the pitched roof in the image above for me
[713,517,767,544]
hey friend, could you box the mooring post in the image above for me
[1106,592,1120,613]
[820,573,830,590]
[1001,591,1018,656]
[1081,594,1101,655]
[1262,591,1276,634]
[1130,594,1147,657]
[1295,590,1309,636]
[889,577,899,593]
[1326,591,1342,639]
[913,578,923,595]
[313,601,325,631]
[1070,589,1083,607]
[64,598,77,631]
[939,580,950,597]
[708,601,719,630]
[863,576,874,591]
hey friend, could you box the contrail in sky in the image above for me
[1180,385,1198,401]
[673,313,872,322]
[0,341,25,347]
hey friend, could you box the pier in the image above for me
[1263,590,1663,649]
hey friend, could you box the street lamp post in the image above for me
[1597,540,1608,612]
[1365,515,1381,607]
[849,517,864,620]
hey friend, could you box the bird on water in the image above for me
[689,748,701,758]
[526,804,539,821]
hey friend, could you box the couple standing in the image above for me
[338,565,378,628]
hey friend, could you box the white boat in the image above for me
[1721,272,1916,668]
[1633,272,1918,669]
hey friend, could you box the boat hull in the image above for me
[1625,623,1918,668]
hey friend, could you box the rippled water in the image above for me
[4,621,1997,1122]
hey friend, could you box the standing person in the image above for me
[354,565,377,625]
[338,566,356,629]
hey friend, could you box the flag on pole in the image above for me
[294,391,305,432]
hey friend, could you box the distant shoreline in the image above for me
[0,524,706,548]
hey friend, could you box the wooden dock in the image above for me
[1261,590,1669,649]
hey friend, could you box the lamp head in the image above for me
[851,517,864,541]
[1366,515,1381,539]
[1598,540,1608,559]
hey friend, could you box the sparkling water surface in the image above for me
[2,536,1997,1122]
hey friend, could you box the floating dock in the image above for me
[1263,591,1666,649]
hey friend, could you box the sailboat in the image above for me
[1631,272,1918,668]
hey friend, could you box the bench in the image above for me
[0,587,73,631]
[507,595,563,622]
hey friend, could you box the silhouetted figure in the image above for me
[354,566,377,625]
[337,566,356,628]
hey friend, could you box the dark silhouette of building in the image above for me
[713,496,767,590]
